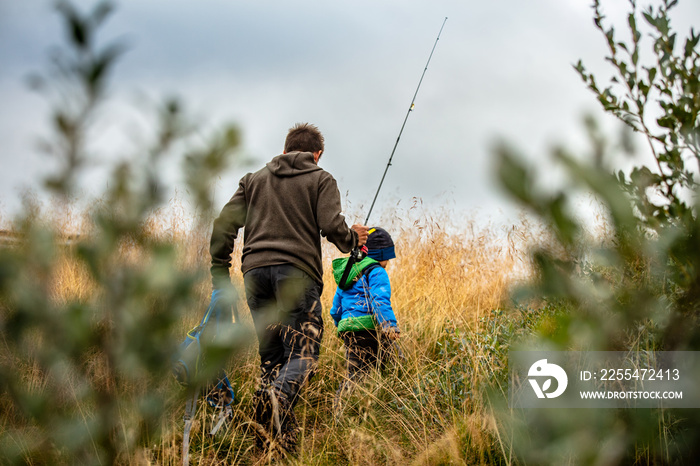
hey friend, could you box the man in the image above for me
[209,122,367,453]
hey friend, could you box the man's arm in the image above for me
[210,179,247,287]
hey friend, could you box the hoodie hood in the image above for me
[332,256,379,287]
[266,151,322,177]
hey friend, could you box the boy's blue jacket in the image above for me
[330,256,398,333]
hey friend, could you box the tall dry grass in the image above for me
[2,201,541,465]
[165,202,535,465]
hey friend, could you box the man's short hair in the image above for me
[284,123,325,154]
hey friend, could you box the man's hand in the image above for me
[351,224,369,246]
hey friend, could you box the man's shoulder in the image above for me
[317,167,335,180]
[239,165,270,183]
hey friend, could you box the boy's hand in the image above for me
[385,328,401,341]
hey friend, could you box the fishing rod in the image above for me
[364,16,448,226]
[339,17,447,290]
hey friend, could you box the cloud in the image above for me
[2,0,697,225]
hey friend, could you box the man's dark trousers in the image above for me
[243,264,324,408]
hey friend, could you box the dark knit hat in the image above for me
[366,227,395,261]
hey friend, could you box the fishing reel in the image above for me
[351,245,368,261]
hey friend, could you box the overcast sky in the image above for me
[1,1,699,228]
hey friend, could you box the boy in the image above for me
[330,227,400,397]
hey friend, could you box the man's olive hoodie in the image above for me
[210,151,358,286]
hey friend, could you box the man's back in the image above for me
[210,150,356,286]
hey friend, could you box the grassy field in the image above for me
[4,201,694,465]
[1,203,544,465]
[168,206,531,465]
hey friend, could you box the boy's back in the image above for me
[330,256,398,333]
[330,227,400,396]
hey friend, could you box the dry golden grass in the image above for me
[2,201,543,465]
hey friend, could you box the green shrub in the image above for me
[0,2,243,463]
[495,0,700,463]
